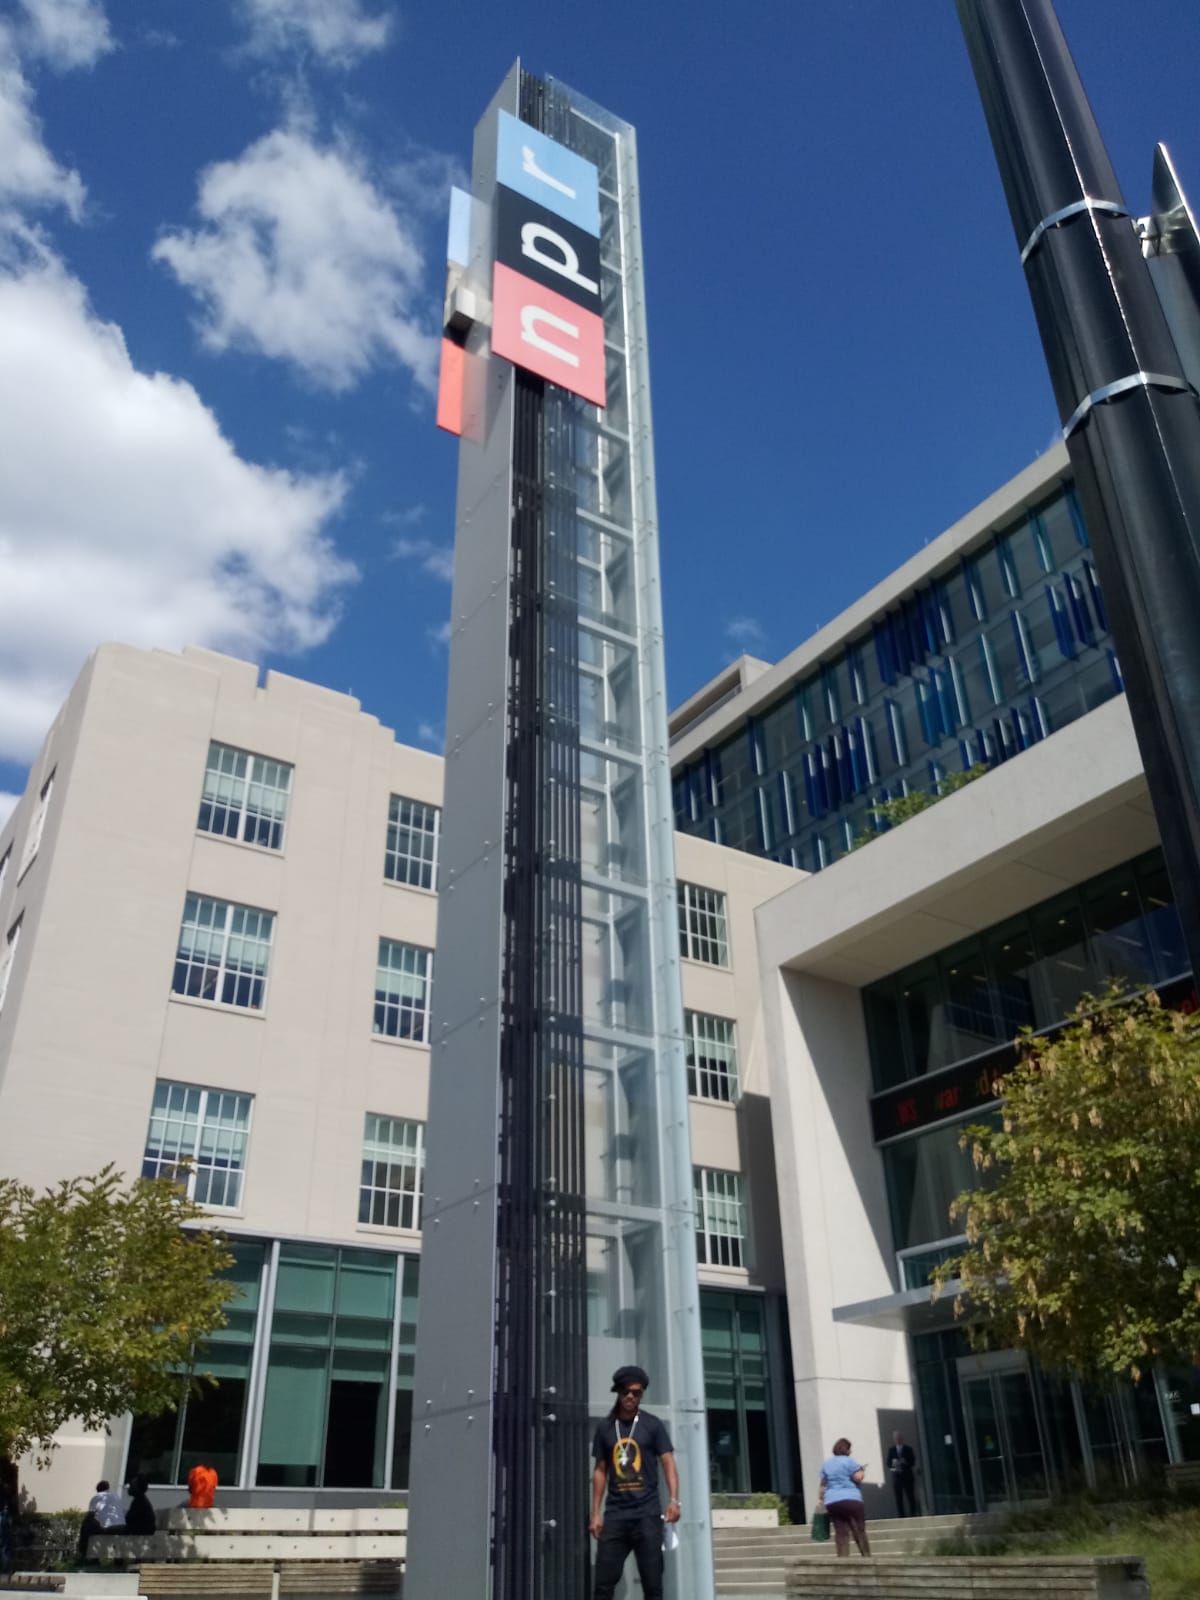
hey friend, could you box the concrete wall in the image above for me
[674,833,801,1298]
[0,644,442,1241]
[758,964,913,1512]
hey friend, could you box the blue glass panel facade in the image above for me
[864,847,1187,1095]
[673,483,1121,868]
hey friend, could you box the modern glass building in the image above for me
[870,848,1198,1509]
[673,475,1122,870]
[672,440,1200,1516]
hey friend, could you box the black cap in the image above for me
[611,1365,650,1393]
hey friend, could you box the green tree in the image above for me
[850,763,988,850]
[934,986,1200,1378]
[0,1167,235,1466]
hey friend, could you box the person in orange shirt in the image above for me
[187,1463,218,1509]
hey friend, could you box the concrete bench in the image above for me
[88,1509,407,1574]
[136,1563,402,1598]
[785,1553,1149,1599]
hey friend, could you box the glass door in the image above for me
[959,1356,1049,1507]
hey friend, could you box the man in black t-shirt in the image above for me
[590,1364,680,1600]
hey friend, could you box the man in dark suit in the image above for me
[886,1431,918,1517]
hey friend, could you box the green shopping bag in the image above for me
[810,1505,830,1543]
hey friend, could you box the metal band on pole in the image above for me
[1020,197,1129,263]
[1062,371,1195,437]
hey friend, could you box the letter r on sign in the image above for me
[522,144,576,202]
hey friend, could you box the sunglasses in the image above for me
[620,1386,644,1398]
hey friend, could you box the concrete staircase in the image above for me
[714,1513,1009,1595]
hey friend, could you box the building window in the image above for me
[359,1114,425,1229]
[198,743,292,851]
[374,940,432,1042]
[678,882,729,966]
[685,1011,739,1102]
[0,917,21,1015]
[0,846,10,900]
[172,895,274,1010]
[142,1081,253,1208]
[18,771,53,880]
[695,1168,745,1268]
[384,796,440,890]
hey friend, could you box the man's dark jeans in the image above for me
[593,1515,664,1600]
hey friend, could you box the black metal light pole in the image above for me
[957,0,1200,981]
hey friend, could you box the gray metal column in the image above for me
[404,62,520,1600]
[957,0,1200,978]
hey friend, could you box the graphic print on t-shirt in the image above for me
[611,1432,645,1495]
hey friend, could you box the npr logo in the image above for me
[491,110,606,408]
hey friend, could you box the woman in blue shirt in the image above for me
[818,1438,871,1557]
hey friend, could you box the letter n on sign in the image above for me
[491,261,606,406]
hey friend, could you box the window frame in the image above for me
[171,894,275,1012]
[17,771,54,882]
[678,881,730,967]
[141,1080,254,1210]
[358,1114,426,1230]
[685,1009,739,1103]
[694,1166,746,1269]
[373,939,434,1043]
[383,795,441,891]
[197,742,293,853]
[0,916,22,1015]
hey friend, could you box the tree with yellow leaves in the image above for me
[935,984,1200,1377]
[0,1167,235,1470]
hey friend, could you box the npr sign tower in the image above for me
[406,65,713,1600]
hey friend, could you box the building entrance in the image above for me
[958,1354,1049,1507]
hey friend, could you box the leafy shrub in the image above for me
[710,1491,790,1526]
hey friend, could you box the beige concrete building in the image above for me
[0,643,799,1511]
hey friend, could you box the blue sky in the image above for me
[1,0,1198,820]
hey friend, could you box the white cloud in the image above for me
[426,619,451,648]
[392,536,452,581]
[18,0,113,70]
[235,0,392,68]
[724,615,766,649]
[153,127,438,393]
[0,27,86,219]
[0,791,18,828]
[0,250,356,763]
[416,720,443,751]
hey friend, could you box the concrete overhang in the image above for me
[755,694,1156,987]
[833,1283,963,1334]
